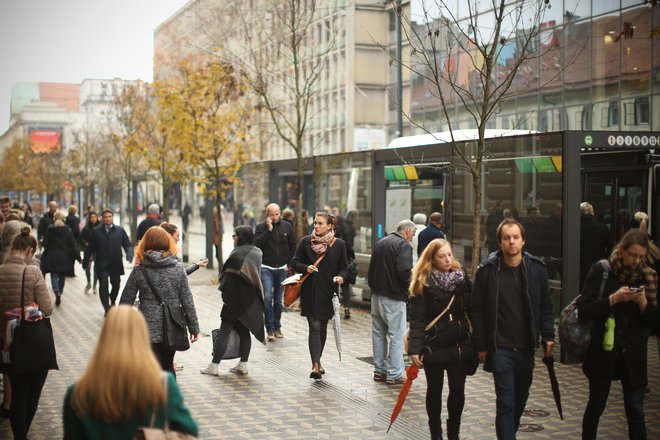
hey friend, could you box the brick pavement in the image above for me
[1,265,659,439]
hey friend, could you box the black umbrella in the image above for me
[542,355,563,420]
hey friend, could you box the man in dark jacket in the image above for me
[417,211,445,257]
[37,200,58,246]
[89,210,134,314]
[579,202,613,289]
[136,204,162,242]
[471,218,554,440]
[254,203,296,340]
[367,219,415,384]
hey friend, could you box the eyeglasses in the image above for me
[625,249,646,261]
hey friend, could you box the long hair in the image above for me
[613,229,649,257]
[410,238,462,297]
[70,305,164,422]
[134,226,177,264]
[234,225,254,246]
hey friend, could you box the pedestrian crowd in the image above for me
[0,194,657,439]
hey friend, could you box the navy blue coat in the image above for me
[417,224,446,257]
[89,224,134,277]
[470,251,555,354]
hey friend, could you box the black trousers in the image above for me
[423,362,467,427]
[151,341,176,379]
[307,317,328,363]
[212,319,251,364]
[98,274,121,312]
[9,370,48,440]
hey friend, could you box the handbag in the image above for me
[211,327,241,360]
[404,295,456,354]
[9,268,59,374]
[283,239,335,307]
[141,268,190,352]
[134,373,197,440]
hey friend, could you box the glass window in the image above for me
[593,0,620,17]
[608,100,619,126]
[592,13,620,100]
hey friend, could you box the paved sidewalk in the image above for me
[1,265,659,439]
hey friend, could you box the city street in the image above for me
[0,219,659,439]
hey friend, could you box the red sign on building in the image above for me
[30,128,62,153]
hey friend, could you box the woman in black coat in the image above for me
[291,211,348,379]
[409,239,473,440]
[80,211,100,294]
[42,212,80,306]
[579,229,657,440]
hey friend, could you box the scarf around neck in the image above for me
[310,230,335,255]
[430,269,464,292]
[610,251,657,307]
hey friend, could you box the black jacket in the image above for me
[89,224,134,277]
[42,225,80,274]
[580,214,614,289]
[417,224,446,257]
[291,236,348,320]
[136,216,162,242]
[579,261,657,390]
[65,214,81,244]
[37,211,55,242]
[254,220,296,267]
[470,251,554,353]
[367,232,412,302]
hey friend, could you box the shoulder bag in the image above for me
[404,294,456,354]
[141,267,190,352]
[10,267,59,374]
[283,238,336,307]
[134,373,197,440]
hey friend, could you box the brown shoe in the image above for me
[310,362,322,380]
[373,371,386,382]
[387,375,407,385]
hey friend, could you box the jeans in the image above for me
[582,360,646,440]
[9,370,48,440]
[307,317,328,363]
[261,267,287,333]
[98,274,121,313]
[50,272,65,293]
[212,319,252,364]
[82,250,97,288]
[370,294,406,380]
[491,348,535,440]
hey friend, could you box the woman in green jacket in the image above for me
[63,305,198,439]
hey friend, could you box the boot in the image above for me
[428,420,442,440]
[344,307,351,319]
[54,290,61,306]
[446,419,460,440]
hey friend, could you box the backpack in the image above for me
[559,260,610,363]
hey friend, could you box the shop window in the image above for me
[624,97,649,125]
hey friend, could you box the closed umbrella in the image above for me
[332,291,342,361]
[542,355,564,420]
[386,364,419,433]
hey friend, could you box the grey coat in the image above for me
[119,251,200,343]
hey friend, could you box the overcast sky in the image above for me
[0,0,189,133]
[0,1,432,135]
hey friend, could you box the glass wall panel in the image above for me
[313,152,372,253]
[593,0,621,17]
[592,13,620,101]
[565,0,590,22]
[620,6,651,98]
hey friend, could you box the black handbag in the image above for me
[141,268,190,352]
[346,258,358,285]
[10,268,59,374]
[211,327,241,360]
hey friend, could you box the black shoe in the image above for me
[55,292,61,306]
[344,308,351,319]
[310,362,322,379]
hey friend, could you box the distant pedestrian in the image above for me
[520,206,542,256]
[0,226,54,440]
[471,218,555,440]
[65,205,81,248]
[410,212,427,265]
[291,212,348,379]
[119,227,199,375]
[418,212,445,257]
[485,201,504,254]
[88,210,133,315]
[182,202,192,232]
[409,238,472,440]
[282,208,295,226]
[37,201,58,246]
[136,203,162,242]
[580,202,614,289]
[254,203,296,341]
[81,211,101,294]
[367,219,415,384]
[579,230,657,440]
[42,212,80,306]
[63,305,198,439]
[334,214,356,319]
[201,225,265,376]
[0,196,11,219]
[159,221,208,275]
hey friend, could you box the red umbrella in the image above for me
[386,364,419,433]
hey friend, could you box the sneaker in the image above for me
[229,361,248,375]
[200,362,219,376]
[267,331,275,341]
[84,283,91,294]
[274,330,284,338]
[373,371,386,382]
[387,375,407,385]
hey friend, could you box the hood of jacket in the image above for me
[47,225,71,238]
[141,251,178,268]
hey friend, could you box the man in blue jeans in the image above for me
[367,220,415,384]
[471,218,555,440]
[254,203,296,341]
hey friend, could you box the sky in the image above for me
[0,0,190,134]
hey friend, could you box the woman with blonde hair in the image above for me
[63,305,198,438]
[119,226,200,376]
[408,238,473,440]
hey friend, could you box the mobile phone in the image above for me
[628,286,643,293]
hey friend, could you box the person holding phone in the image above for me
[159,222,208,275]
[579,229,657,440]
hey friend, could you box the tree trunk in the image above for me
[470,170,482,278]
[215,197,223,264]
[162,180,170,221]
